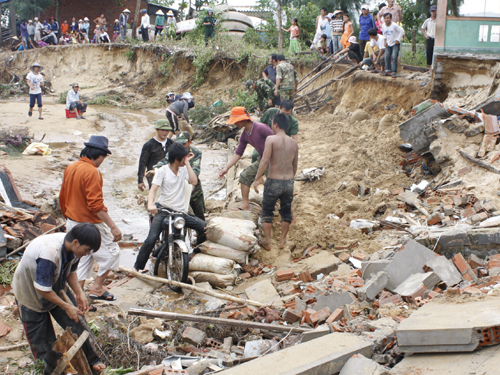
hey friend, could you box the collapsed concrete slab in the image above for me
[391,344,500,375]
[397,298,500,353]
[383,240,437,292]
[393,272,441,297]
[312,292,356,312]
[361,260,391,280]
[217,333,372,375]
[244,279,282,307]
[339,354,389,375]
[358,271,389,300]
[425,256,462,287]
[299,250,341,278]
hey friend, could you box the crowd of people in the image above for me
[307,1,437,72]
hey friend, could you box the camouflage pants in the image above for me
[257,97,271,113]
[279,89,295,101]
[190,181,205,221]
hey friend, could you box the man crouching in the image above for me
[254,112,298,250]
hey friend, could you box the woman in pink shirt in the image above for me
[282,18,300,55]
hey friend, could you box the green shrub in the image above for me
[58,90,68,104]
[124,48,135,61]
[401,49,427,68]
[231,89,258,111]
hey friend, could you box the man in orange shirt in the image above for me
[59,136,122,301]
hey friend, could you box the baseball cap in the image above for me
[430,5,437,11]
[348,36,358,44]
[176,132,191,144]
[226,107,252,125]
[361,4,370,10]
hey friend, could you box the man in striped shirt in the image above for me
[330,10,343,55]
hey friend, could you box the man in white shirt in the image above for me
[361,28,386,72]
[66,83,87,119]
[134,143,206,271]
[381,13,405,78]
[26,62,44,119]
[34,17,43,41]
[140,9,150,42]
[421,5,437,67]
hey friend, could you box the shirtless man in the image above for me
[254,112,298,250]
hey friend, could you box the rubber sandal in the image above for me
[89,291,116,301]
[381,71,389,77]
[38,117,44,120]
[28,110,32,117]
[89,305,97,312]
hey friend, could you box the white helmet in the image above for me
[181,92,193,100]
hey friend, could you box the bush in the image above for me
[401,49,427,67]
[230,89,258,111]
[58,90,68,104]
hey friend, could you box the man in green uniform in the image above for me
[202,9,216,46]
[252,100,299,162]
[153,132,205,221]
[246,78,276,114]
[274,55,298,101]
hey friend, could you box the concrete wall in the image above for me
[443,18,500,54]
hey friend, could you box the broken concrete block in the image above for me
[397,298,500,353]
[383,240,437,291]
[468,254,485,269]
[282,308,301,323]
[394,272,441,297]
[464,122,485,137]
[339,354,390,375]
[439,229,471,248]
[470,212,488,224]
[361,260,391,280]
[244,279,282,306]
[426,256,463,287]
[276,269,295,282]
[301,326,331,343]
[217,333,372,375]
[182,327,207,346]
[351,109,370,122]
[358,271,389,300]
[300,250,341,278]
[310,307,331,325]
[312,291,356,312]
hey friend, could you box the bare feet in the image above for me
[259,239,271,251]
[240,204,250,211]
[279,238,287,249]
[92,362,106,372]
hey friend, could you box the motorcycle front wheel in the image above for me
[166,242,189,293]
[153,241,168,278]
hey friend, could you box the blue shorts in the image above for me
[29,93,42,108]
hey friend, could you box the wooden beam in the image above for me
[120,267,268,307]
[50,331,90,375]
[459,150,500,174]
[128,309,312,333]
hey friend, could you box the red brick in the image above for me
[452,195,462,206]
[474,201,484,212]
[346,277,364,288]
[239,272,252,280]
[352,250,368,261]
[302,309,316,325]
[427,213,441,225]
[483,202,497,212]
[276,269,295,282]
[326,308,344,324]
[426,291,439,299]
[453,253,476,281]
[338,252,350,263]
[445,287,460,296]
[242,306,257,317]
[427,197,441,205]
[392,187,404,196]
[441,197,454,206]
[0,321,11,337]
[406,285,427,303]
[463,205,476,218]
[310,307,331,326]
[282,308,301,323]
[487,260,500,270]
[379,294,402,306]
[462,286,483,295]
[164,370,188,375]
[490,254,500,261]
[298,270,313,283]
[468,255,486,269]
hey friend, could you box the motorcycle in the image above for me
[152,206,190,293]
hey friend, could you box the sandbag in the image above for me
[234,189,264,206]
[189,253,235,274]
[228,200,262,215]
[206,221,257,252]
[199,240,248,263]
[220,209,259,223]
[207,216,257,231]
[189,271,236,287]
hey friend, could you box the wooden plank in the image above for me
[128,308,312,333]
[459,150,500,174]
[402,64,429,73]
[50,331,90,375]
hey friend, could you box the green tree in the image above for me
[283,2,319,46]
[16,0,54,20]
[297,0,364,14]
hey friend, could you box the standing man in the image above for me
[203,9,216,46]
[134,143,206,271]
[27,20,35,48]
[381,13,404,78]
[59,136,122,302]
[153,132,205,221]
[138,120,173,191]
[262,53,278,84]
[20,19,29,49]
[49,16,59,38]
[330,10,344,56]
[81,17,91,35]
[421,5,437,67]
[12,223,106,374]
[34,17,43,42]
[119,9,131,42]
[66,83,88,119]
[378,0,402,24]
[252,99,298,163]
[274,55,298,101]
[218,107,273,211]
[246,78,276,114]
[27,62,44,120]
[254,113,298,250]
[358,5,377,54]
[140,9,150,42]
